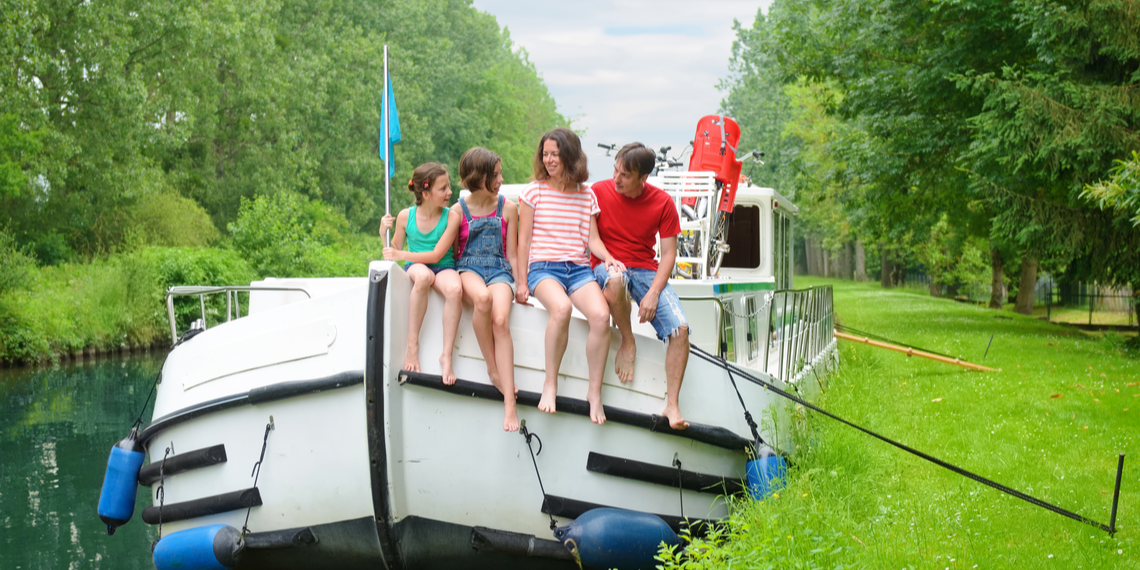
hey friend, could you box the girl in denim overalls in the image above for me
[456,148,519,432]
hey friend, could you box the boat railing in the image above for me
[676,295,729,358]
[164,286,313,345]
[766,286,836,385]
[659,171,719,279]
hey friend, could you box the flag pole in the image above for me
[383,44,391,248]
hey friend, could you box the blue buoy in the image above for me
[746,445,787,500]
[553,508,679,570]
[153,524,241,570]
[97,427,146,535]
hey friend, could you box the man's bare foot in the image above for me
[440,354,457,385]
[404,342,421,372]
[503,405,519,432]
[614,341,636,383]
[662,404,689,430]
[538,380,558,413]
[587,393,606,425]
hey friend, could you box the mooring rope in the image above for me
[519,421,557,530]
[154,445,173,545]
[241,417,274,543]
[690,345,1123,535]
[834,323,959,360]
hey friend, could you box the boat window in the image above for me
[720,299,736,362]
[745,296,759,361]
[721,205,760,269]
[774,209,793,290]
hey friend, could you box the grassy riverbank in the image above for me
[663,277,1140,569]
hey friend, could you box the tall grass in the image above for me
[662,278,1139,569]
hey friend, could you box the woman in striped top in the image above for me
[517,128,624,425]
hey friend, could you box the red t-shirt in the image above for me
[590,179,681,271]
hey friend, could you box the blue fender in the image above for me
[153,524,241,570]
[553,508,679,570]
[746,446,787,500]
[97,429,146,535]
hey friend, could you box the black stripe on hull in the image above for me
[393,516,577,570]
[397,370,753,451]
[141,487,261,524]
[137,371,364,445]
[586,451,745,495]
[138,444,227,486]
[365,269,401,570]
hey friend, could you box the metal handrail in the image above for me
[165,286,313,344]
[677,295,729,359]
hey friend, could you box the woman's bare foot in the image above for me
[404,342,421,372]
[440,354,457,385]
[587,393,606,425]
[538,380,558,413]
[662,404,689,430]
[503,404,519,432]
[614,341,636,383]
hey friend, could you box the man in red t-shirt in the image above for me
[591,142,689,430]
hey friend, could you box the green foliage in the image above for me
[918,214,991,290]
[0,246,254,364]
[1,0,566,256]
[228,191,378,278]
[1083,151,1140,228]
[130,192,220,247]
[661,277,1139,569]
[0,228,35,294]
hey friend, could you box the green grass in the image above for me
[662,277,1140,569]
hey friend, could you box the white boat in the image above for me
[114,167,838,569]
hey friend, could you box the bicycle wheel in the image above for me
[707,210,730,276]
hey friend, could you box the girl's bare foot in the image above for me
[404,342,421,372]
[538,380,558,413]
[662,404,689,430]
[440,354,457,385]
[587,393,606,425]
[503,404,519,432]
[614,341,636,383]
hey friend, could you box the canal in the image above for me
[1,354,164,569]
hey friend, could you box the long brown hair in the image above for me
[459,147,501,193]
[532,127,588,186]
[408,162,449,205]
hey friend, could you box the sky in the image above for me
[470,0,773,180]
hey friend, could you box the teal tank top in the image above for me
[406,205,455,268]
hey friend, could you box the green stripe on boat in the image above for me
[713,282,775,294]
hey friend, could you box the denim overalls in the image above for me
[456,196,514,288]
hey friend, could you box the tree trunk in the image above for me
[844,241,855,279]
[1015,255,1037,315]
[880,246,893,287]
[929,280,942,297]
[855,241,867,281]
[822,246,830,277]
[989,247,1004,309]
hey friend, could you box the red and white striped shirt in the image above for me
[520,181,600,265]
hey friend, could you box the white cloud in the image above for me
[472,0,773,180]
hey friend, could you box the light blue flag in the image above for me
[380,75,401,178]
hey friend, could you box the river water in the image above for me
[1,354,164,569]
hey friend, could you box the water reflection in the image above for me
[1,354,165,570]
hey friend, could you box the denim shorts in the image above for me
[528,261,596,295]
[594,265,688,341]
[459,264,516,294]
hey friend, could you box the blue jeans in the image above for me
[528,261,596,295]
[594,265,688,341]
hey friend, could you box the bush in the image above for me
[0,246,254,364]
[228,191,380,278]
[131,192,220,247]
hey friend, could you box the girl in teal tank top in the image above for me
[379,163,463,385]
